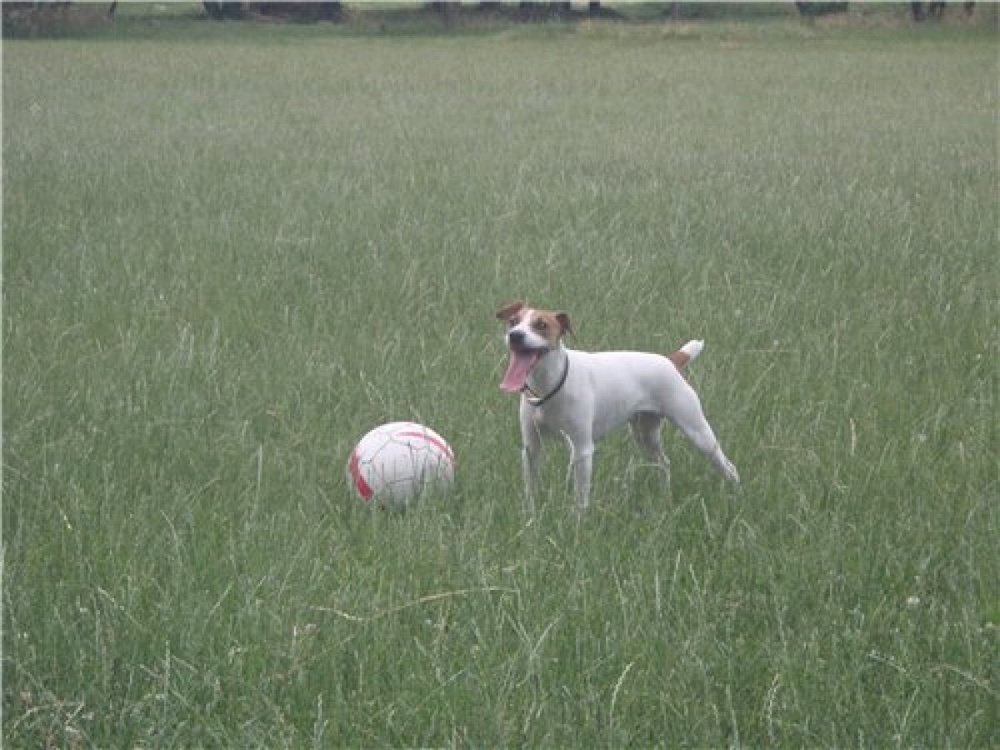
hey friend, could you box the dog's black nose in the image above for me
[508,330,526,347]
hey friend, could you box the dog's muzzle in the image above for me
[501,332,548,393]
[507,330,529,349]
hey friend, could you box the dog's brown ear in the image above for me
[668,350,690,370]
[555,312,573,336]
[496,300,525,321]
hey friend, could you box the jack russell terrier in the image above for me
[497,301,740,510]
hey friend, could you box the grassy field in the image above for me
[4,10,998,747]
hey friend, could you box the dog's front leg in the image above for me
[568,439,595,510]
[521,444,540,513]
[520,418,543,514]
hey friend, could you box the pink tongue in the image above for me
[501,351,541,392]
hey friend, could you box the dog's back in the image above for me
[566,349,697,441]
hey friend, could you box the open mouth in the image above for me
[500,345,547,393]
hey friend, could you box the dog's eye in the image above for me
[508,316,521,327]
[533,320,548,331]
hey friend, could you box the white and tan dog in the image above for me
[497,301,739,510]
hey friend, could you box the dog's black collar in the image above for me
[522,353,570,407]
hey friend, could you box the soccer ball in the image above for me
[346,422,455,511]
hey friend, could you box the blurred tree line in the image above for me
[199,2,977,23]
[2,1,990,31]
[196,1,982,23]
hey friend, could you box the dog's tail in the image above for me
[669,339,704,371]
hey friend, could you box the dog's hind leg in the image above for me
[630,412,671,488]
[668,392,740,484]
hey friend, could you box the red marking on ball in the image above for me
[348,448,374,501]
[395,430,456,466]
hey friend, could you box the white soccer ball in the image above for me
[346,421,455,511]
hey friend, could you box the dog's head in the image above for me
[495,301,571,393]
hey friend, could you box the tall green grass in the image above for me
[4,17,997,747]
